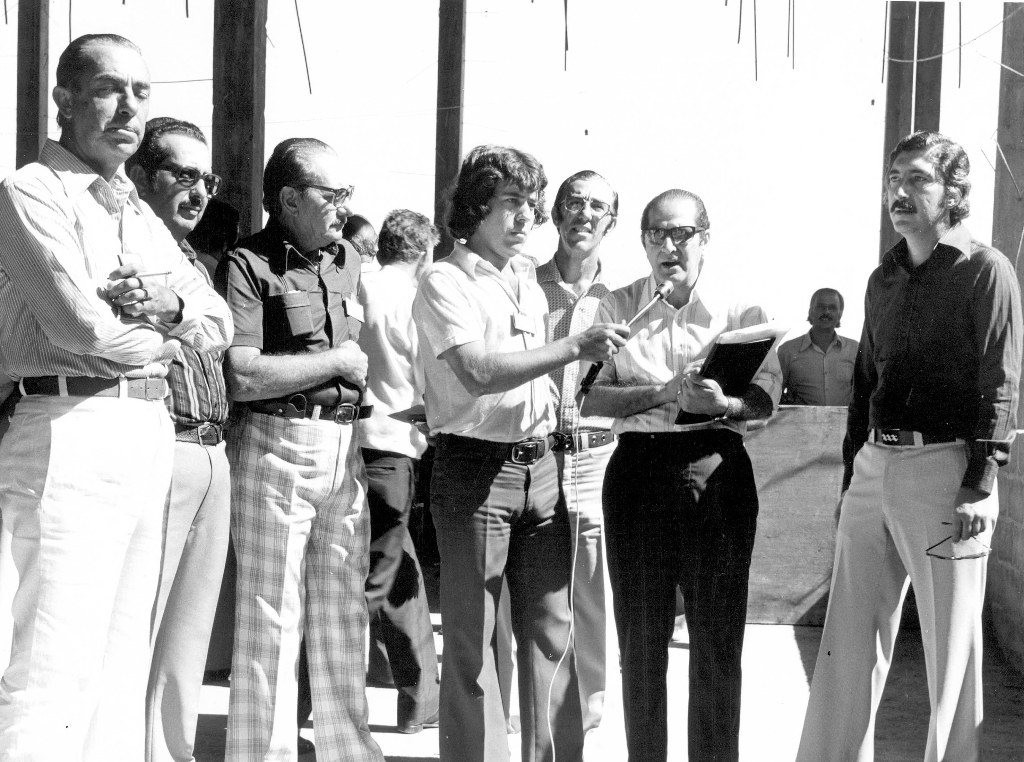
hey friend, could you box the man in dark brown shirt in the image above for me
[217,138,383,762]
[798,131,1023,762]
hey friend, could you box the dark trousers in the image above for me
[603,431,759,762]
[431,434,583,762]
[298,449,439,728]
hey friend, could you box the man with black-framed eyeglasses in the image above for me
[126,116,232,762]
[583,188,781,762]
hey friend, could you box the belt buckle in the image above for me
[144,378,165,400]
[332,403,358,424]
[510,440,540,464]
[196,422,217,445]
[551,432,570,453]
[877,428,902,446]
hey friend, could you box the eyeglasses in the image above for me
[562,196,614,220]
[642,226,706,247]
[925,523,992,561]
[158,163,222,196]
[299,184,355,208]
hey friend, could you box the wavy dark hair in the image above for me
[125,117,207,180]
[551,170,618,226]
[445,145,548,240]
[262,137,334,220]
[378,209,440,266]
[886,131,971,226]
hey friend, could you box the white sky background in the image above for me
[0,1,1011,341]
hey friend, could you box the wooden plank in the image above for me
[992,3,1024,270]
[434,0,466,256]
[15,0,49,169]
[745,406,846,625]
[913,2,944,132]
[879,2,917,259]
[211,0,268,237]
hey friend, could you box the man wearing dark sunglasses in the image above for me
[583,189,781,762]
[126,117,231,762]
[797,132,1023,762]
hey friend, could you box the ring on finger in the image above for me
[140,287,149,302]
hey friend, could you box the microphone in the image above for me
[577,280,674,397]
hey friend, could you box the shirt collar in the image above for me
[39,139,137,204]
[450,240,537,280]
[643,272,714,315]
[535,256,603,286]
[886,223,972,274]
[800,331,845,352]
[263,218,347,271]
[179,238,197,261]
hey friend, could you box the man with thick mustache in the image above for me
[0,34,232,761]
[777,287,858,405]
[584,188,781,762]
[126,117,231,762]
[797,131,1022,761]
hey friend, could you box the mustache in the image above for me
[891,199,915,213]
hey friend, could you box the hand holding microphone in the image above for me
[578,280,675,396]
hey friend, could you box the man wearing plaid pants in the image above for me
[218,138,382,762]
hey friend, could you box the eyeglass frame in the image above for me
[641,225,707,247]
[561,195,616,220]
[157,162,222,197]
[297,183,356,208]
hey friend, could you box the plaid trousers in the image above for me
[225,408,383,762]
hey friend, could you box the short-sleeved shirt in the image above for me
[413,242,555,442]
[595,274,782,436]
[216,219,362,403]
[536,258,614,434]
[777,331,858,406]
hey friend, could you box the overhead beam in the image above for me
[16,1,49,169]
[434,0,466,256]
[993,4,1024,273]
[212,0,268,237]
[879,1,944,258]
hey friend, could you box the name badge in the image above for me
[511,312,537,335]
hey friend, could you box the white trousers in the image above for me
[797,440,993,762]
[0,394,173,762]
[556,441,615,734]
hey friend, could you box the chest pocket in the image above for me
[267,290,314,343]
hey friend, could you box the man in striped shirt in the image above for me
[126,117,231,762]
[0,34,233,762]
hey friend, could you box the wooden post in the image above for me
[879,1,944,259]
[15,0,49,169]
[993,4,1024,270]
[434,0,466,256]
[913,2,944,132]
[212,0,268,237]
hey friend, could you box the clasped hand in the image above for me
[105,264,179,321]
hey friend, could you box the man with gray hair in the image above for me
[0,34,232,761]
[126,116,231,762]
[217,138,382,762]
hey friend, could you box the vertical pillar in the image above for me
[993,3,1024,268]
[879,1,944,258]
[212,0,268,236]
[434,0,466,256]
[16,0,49,169]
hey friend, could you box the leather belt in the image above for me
[552,429,616,453]
[21,375,168,401]
[175,422,225,446]
[873,429,959,447]
[439,433,556,465]
[248,399,372,425]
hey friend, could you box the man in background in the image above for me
[0,34,231,760]
[344,213,379,274]
[357,209,441,733]
[127,117,231,762]
[778,288,858,405]
[536,169,619,734]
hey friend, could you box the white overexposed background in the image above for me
[0,1,1010,341]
